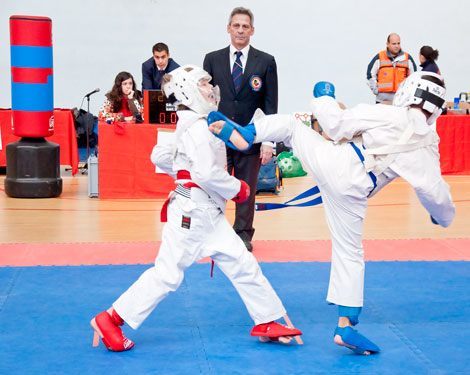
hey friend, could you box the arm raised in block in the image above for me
[207,111,256,151]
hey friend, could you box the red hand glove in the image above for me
[232,180,250,204]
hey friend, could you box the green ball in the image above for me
[279,158,294,172]
[277,154,307,178]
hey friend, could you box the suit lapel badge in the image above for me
[249,75,262,92]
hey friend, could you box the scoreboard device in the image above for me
[143,90,178,125]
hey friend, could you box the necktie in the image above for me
[156,70,164,89]
[232,51,243,93]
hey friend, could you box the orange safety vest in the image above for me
[377,50,410,93]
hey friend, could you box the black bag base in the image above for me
[4,138,62,198]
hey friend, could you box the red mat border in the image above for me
[0,238,469,267]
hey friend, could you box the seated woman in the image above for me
[99,72,143,123]
[419,46,440,74]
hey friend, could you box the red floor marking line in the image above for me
[1,208,159,212]
[0,239,469,267]
[0,242,158,267]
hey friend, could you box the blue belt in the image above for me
[349,142,377,197]
[255,185,322,211]
[255,143,378,211]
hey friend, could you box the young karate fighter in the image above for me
[208,72,455,355]
[90,65,302,351]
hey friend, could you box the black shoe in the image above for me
[243,240,253,252]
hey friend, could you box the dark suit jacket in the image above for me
[141,57,180,91]
[203,46,278,154]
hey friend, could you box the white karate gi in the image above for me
[113,110,285,329]
[252,97,455,307]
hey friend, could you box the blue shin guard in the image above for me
[334,326,380,355]
[338,305,361,326]
[335,305,379,354]
[207,111,256,151]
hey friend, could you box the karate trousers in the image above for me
[113,186,286,329]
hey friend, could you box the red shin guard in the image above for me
[92,310,134,352]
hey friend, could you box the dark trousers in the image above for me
[227,148,261,242]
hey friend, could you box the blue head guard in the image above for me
[313,81,336,99]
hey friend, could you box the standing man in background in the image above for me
[366,33,417,103]
[203,7,278,252]
[142,42,180,91]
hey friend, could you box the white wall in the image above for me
[1,0,469,115]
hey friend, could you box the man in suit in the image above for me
[203,7,278,252]
[142,42,180,91]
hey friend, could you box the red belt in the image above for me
[160,170,215,278]
[160,170,200,222]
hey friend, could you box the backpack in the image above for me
[73,108,98,149]
[256,158,283,194]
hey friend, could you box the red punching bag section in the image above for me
[5,15,62,198]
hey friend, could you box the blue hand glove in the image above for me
[207,111,256,151]
[430,216,439,225]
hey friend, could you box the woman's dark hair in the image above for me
[420,46,439,62]
[106,71,142,112]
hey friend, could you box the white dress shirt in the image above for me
[229,44,250,73]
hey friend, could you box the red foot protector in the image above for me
[92,310,134,352]
[251,321,302,338]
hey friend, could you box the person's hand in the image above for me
[208,120,250,150]
[124,116,134,123]
[208,120,225,135]
[312,119,332,141]
[260,144,273,165]
[232,180,250,203]
[127,90,134,99]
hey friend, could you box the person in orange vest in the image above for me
[366,33,417,104]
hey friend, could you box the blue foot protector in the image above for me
[334,326,380,355]
[207,111,256,151]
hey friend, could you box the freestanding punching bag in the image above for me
[5,15,62,198]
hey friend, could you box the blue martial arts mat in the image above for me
[0,262,468,374]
